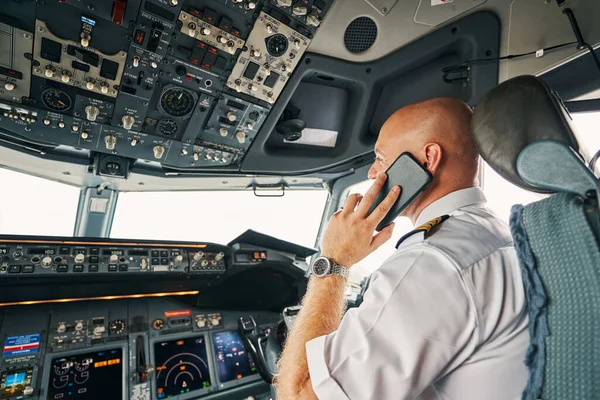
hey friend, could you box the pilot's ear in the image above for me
[422,143,442,175]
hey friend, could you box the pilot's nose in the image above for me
[367,162,381,180]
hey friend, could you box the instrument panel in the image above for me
[0,298,279,399]
[0,237,227,277]
[0,0,334,171]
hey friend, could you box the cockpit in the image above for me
[0,0,599,399]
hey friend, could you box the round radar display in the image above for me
[154,336,211,397]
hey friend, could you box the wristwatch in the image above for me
[311,256,349,279]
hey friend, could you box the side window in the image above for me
[571,112,600,161]
[0,168,80,236]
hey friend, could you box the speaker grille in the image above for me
[344,17,377,54]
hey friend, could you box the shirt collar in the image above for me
[415,187,487,227]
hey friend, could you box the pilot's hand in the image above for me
[320,172,400,268]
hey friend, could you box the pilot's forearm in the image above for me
[275,275,346,400]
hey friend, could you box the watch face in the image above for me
[312,257,331,277]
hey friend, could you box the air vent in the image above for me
[344,17,377,54]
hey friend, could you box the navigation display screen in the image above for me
[3,333,41,357]
[212,331,257,383]
[46,348,123,399]
[154,336,211,399]
[1,368,33,398]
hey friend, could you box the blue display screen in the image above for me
[0,368,33,398]
[5,372,25,386]
[212,331,257,383]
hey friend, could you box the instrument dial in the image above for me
[41,88,72,112]
[152,319,165,330]
[109,319,126,335]
[75,358,92,372]
[160,87,195,117]
[157,119,179,136]
[266,34,289,57]
[53,363,71,376]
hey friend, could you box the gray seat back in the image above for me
[472,75,600,400]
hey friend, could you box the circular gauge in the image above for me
[109,319,126,335]
[53,363,70,376]
[159,87,195,117]
[266,34,289,57]
[152,319,165,330]
[41,88,72,112]
[157,119,179,136]
[75,358,92,372]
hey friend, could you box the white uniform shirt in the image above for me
[306,187,529,400]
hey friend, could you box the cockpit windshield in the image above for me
[110,189,328,248]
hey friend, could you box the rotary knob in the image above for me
[4,82,15,91]
[133,56,140,68]
[196,318,206,328]
[193,252,204,262]
[41,256,53,267]
[201,27,211,35]
[105,135,117,150]
[217,35,227,44]
[57,323,66,333]
[174,255,184,264]
[74,253,85,263]
[140,258,148,270]
[109,254,119,264]
[23,386,33,396]
[211,317,220,326]
[219,127,228,137]
[100,84,109,94]
[61,72,70,83]
[44,67,55,78]
[152,319,164,330]
[85,106,100,122]
[277,0,292,6]
[153,145,165,159]
[86,80,95,90]
[122,115,135,130]
[226,112,237,122]
[215,252,225,261]
[75,322,83,331]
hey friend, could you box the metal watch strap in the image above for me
[330,262,349,279]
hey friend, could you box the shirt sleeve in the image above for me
[306,245,479,400]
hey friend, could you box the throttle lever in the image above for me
[238,316,274,384]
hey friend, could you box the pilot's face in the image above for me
[367,128,413,180]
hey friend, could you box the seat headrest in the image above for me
[471,75,588,193]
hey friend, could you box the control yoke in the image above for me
[238,316,275,384]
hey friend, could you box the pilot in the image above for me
[275,98,529,399]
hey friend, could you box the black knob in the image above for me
[175,65,187,76]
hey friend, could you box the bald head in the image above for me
[368,97,479,223]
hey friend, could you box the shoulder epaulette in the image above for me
[395,215,450,249]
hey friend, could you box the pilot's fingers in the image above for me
[341,193,362,216]
[355,173,387,218]
[367,185,401,224]
[370,222,396,251]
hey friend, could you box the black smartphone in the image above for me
[366,152,433,231]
